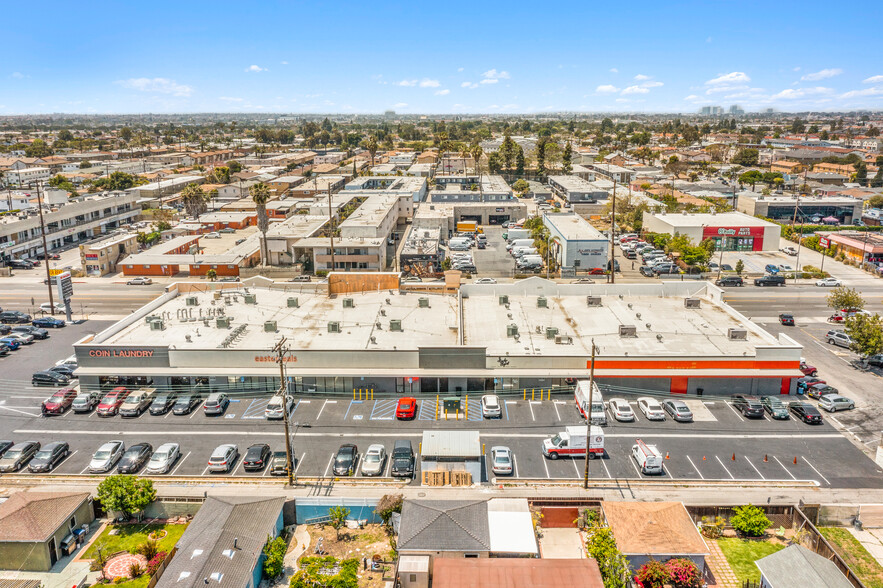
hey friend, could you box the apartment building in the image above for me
[80,232,139,276]
[5,167,51,187]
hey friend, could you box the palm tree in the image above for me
[251,182,271,265]
[364,136,379,167]
[180,183,208,220]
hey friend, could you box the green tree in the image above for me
[854,162,868,186]
[362,136,379,167]
[512,179,530,195]
[738,170,764,191]
[262,536,287,579]
[562,142,573,174]
[535,138,547,177]
[92,171,143,192]
[180,183,208,220]
[329,506,351,540]
[826,286,865,311]
[212,166,231,184]
[25,139,53,158]
[57,129,74,141]
[119,127,133,143]
[515,145,525,176]
[845,313,883,358]
[487,151,502,174]
[499,133,516,170]
[732,148,759,167]
[730,504,771,537]
[206,269,217,281]
[79,160,93,169]
[790,118,806,134]
[96,476,156,519]
[251,182,271,265]
[226,160,242,173]
[586,523,629,588]
[735,259,744,275]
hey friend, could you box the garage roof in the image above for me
[421,430,481,458]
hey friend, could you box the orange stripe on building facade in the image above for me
[590,359,800,370]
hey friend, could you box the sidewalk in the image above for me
[848,527,883,567]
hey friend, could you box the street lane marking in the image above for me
[746,457,766,480]
[802,457,831,486]
[715,455,735,479]
[773,456,797,480]
[323,453,334,478]
[170,451,190,475]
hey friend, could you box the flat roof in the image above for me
[432,559,603,588]
[647,211,778,228]
[548,175,597,192]
[543,213,605,241]
[421,430,481,458]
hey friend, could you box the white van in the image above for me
[574,380,606,425]
[518,254,544,269]
[448,238,471,251]
[512,246,538,258]
[632,440,664,474]
[507,239,534,252]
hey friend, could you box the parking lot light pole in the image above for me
[29,181,56,315]
[273,337,295,486]
[583,338,597,490]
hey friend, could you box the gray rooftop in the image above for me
[543,212,605,241]
[754,545,852,588]
[398,500,490,552]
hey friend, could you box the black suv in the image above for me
[789,402,823,424]
[0,310,32,324]
[332,444,359,476]
[731,394,764,418]
[4,259,35,269]
[715,276,743,287]
[390,440,415,478]
[754,275,785,287]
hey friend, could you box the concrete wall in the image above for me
[294,497,381,524]
[0,541,50,572]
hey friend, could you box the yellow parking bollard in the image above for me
[445,408,448,421]
[465,395,468,419]
[353,388,356,400]
[523,389,526,401]
[436,395,439,420]
[371,388,374,400]
[532,388,535,401]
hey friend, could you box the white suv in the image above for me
[481,394,502,418]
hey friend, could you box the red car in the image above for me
[396,397,417,420]
[799,361,818,377]
[587,268,606,275]
[97,387,130,417]
[41,388,78,415]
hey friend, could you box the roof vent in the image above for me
[619,324,637,338]
[287,297,299,308]
[506,323,519,337]
[545,326,559,339]
[537,296,548,308]
[264,321,277,332]
[186,296,199,306]
[586,296,602,307]
[243,293,257,304]
[343,297,355,308]
[327,321,341,333]
[728,328,748,341]
[418,297,430,308]
[499,295,509,305]
[554,335,573,345]
[390,319,403,332]
[684,298,701,309]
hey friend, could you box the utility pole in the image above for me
[609,180,616,283]
[273,337,295,486]
[583,338,597,490]
[32,182,56,315]
[791,169,806,284]
[327,185,336,272]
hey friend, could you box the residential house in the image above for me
[755,544,852,588]
[770,160,806,174]
[0,492,94,572]
[425,559,604,588]
[813,162,856,176]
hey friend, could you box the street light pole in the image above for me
[583,338,597,490]
[31,181,56,315]
[273,337,295,486]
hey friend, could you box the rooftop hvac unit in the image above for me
[148,319,165,331]
[499,295,509,305]
[728,328,748,341]
[619,325,637,338]
[537,296,548,308]
[264,321,277,332]
[586,296,602,307]
[418,297,430,308]
[144,315,160,324]
[213,292,222,300]
[684,298,701,309]
[506,323,519,337]
[555,335,573,345]
[185,296,199,306]
[390,319,403,332]
[328,321,341,333]
[343,298,355,308]
[287,297,299,308]
[545,326,559,339]
[216,317,230,328]
[243,293,257,304]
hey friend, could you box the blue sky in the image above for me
[3,0,882,114]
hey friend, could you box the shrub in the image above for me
[128,562,145,578]
[636,559,670,587]
[113,577,125,584]
[137,539,159,561]
[262,536,287,579]
[731,504,771,537]
[145,552,167,577]
[700,515,726,539]
[665,558,701,587]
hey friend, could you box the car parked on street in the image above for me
[816,277,841,287]
[0,441,41,472]
[361,444,387,476]
[819,395,855,412]
[491,446,513,476]
[333,444,359,476]
[826,330,853,349]
[731,394,764,418]
[28,441,69,473]
[637,397,666,420]
[662,399,693,422]
[117,443,153,474]
[714,276,744,287]
[475,278,497,284]
[207,444,238,473]
[127,277,153,285]
[146,443,180,474]
[754,275,785,286]
[88,440,125,473]
[243,444,272,471]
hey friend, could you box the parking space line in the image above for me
[570,458,580,479]
[0,405,40,417]
[542,457,550,479]
[344,400,362,421]
[317,399,335,420]
[553,402,560,422]
[323,453,334,478]
[189,408,200,419]
[746,457,766,479]
[201,464,211,476]
[262,462,271,477]
[683,455,705,477]
[600,458,611,478]
[370,399,397,420]
[724,402,744,422]
[294,452,306,473]
[504,400,510,421]
[628,455,642,477]
[802,457,831,485]
[79,464,91,474]
[773,456,797,480]
[384,456,391,478]
[529,402,536,421]
[715,456,735,479]
[170,451,190,475]
[512,454,519,478]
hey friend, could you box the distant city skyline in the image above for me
[2,0,882,115]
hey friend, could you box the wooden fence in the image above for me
[146,546,178,588]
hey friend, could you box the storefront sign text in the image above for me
[254,355,298,363]
[89,349,155,358]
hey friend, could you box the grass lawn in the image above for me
[717,537,786,583]
[109,576,150,588]
[84,523,187,560]
[819,527,883,588]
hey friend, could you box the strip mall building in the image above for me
[643,212,780,252]
[73,275,803,398]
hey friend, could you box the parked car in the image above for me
[149,392,178,415]
[819,395,855,412]
[219,227,236,234]
[28,441,70,473]
[816,277,841,287]
[782,246,798,256]
[778,264,794,272]
[207,444,239,473]
[243,444,272,471]
[172,394,202,415]
[0,337,21,351]
[13,325,49,340]
[40,302,66,313]
[491,446,513,476]
[826,330,853,349]
[72,391,101,413]
[4,258,35,269]
[764,264,779,274]
[127,277,153,285]
[49,363,77,377]
[0,441,41,472]
[754,275,785,286]
[662,399,693,422]
[289,275,311,282]
[332,444,359,476]
[269,451,291,476]
[806,383,839,400]
[475,278,497,284]
[396,397,417,420]
[265,394,294,420]
[731,394,764,418]
[789,402,823,424]
[637,397,666,420]
[41,388,77,415]
[88,440,125,473]
[6,332,34,345]
[796,376,826,394]
[32,370,70,387]
[32,317,65,328]
[146,443,180,474]
[715,276,743,287]
[203,393,230,415]
[97,387,130,416]
[117,443,153,474]
[608,398,635,422]
[639,266,657,277]
[481,394,502,418]
[390,440,415,478]
[799,361,818,377]
[779,313,795,326]
[0,310,32,323]
[866,354,883,368]
[760,396,790,419]
[361,444,387,476]
[203,232,221,239]
[119,388,156,417]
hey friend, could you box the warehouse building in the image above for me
[542,213,608,272]
[643,211,781,252]
[73,276,803,398]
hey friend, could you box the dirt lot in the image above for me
[299,524,392,588]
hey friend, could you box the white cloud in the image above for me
[684,95,702,101]
[116,77,193,97]
[219,96,243,102]
[793,67,801,72]
[461,82,478,89]
[615,98,631,103]
[480,78,498,85]
[595,85,620,94]
[457,67,464,72]
[706,84,748,95]
[841,86,883,99]
[642,81,663,88]
[634,74,651,81]
[245,65,265,73]
[482,69,510,79]
[863,75,883,84]
[419,79,440,88]
[280,61,288,65]
[393,102,408,108]
[435,89,450,96]
[621,85,650,95]
[609,68,618,73]
[10,72,25,79]
[395,79,417,87]
[801,68,843,81]
[706,72,750,85]
[771,87,834,100]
